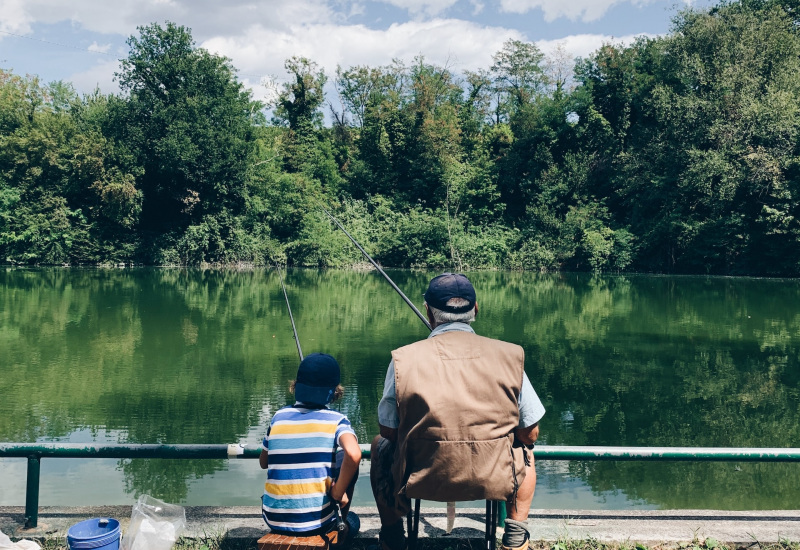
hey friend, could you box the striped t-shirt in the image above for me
[261,403,356,534]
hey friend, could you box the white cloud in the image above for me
[2,0,663,102]
[68,59,120,94]
[62,28,652,100]
[0,0,338,39]
[0,0,34,34]
[470,0,485,15]
[536,32,654,61]
[374,0,460,17]
[202,18,526,96]
[499,0,654,22]
[87,41,111,53]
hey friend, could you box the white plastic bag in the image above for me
[0,529,40,550]
[120,495,186,550]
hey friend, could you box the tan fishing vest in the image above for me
[391,330,527,503]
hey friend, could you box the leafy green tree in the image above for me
[342,62,407,200]
[66,92,143,261]
[273,56,327,133]
[490,39,548,121]
[272,57,342,193]
[578,0,800,274]
[335,64,387,129]
[116,22,261,262]
[0,72,89,264]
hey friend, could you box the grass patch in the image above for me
[529,538,800,550]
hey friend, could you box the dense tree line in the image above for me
[1,0,799,274]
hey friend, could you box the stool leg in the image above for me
[491,501,499,546]
[485,500,491,548]
[485,500,498,549]
[408,499,421,550]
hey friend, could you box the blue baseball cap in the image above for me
[423,273,476,313]
[295,353,341,405]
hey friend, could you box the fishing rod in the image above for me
[317,203,432,332]
[277,266,347,536]
[278,267,303,361]
[318,203,463,532]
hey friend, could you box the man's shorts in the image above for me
[371,436,411,515]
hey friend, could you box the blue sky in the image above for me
[0,0,716,102]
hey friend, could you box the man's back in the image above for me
[370,273,544,550]
[391,331,527,502]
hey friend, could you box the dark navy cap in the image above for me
[423,273,477,314]
[295,353,341,405]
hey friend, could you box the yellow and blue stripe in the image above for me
[261,405,354,534]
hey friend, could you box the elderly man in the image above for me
[370,273,545,550]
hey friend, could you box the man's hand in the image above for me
[330,481,350,509]
[515,422,539,446]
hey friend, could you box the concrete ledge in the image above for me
[2,507,799,545]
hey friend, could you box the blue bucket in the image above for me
[67,518,120,550]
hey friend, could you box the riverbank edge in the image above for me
[3,507,800,548]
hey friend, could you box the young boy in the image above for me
[260,353,362,543]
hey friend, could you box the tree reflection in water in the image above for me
[0,269,798,507]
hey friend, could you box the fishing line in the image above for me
[0,29,118,56]
[316,201,432,332]
[278,266,303,361]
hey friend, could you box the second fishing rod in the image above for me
[316,202,432,333]
[316,204,465,534]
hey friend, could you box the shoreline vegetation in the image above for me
[2,0,799,276]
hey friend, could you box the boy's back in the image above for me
[262,404,355,534]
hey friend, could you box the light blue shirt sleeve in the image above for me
[518,373,545,428]
[377,359,399,429]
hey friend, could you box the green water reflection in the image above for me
[1,268,798,509]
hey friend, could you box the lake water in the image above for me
[1,268,799,510]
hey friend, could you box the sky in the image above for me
[0,0,717,104]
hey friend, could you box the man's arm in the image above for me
[514,422,539,446]
[518,373,545,430]
[515,371,544,446]
[379,424,397,442]
[377,359,399,442]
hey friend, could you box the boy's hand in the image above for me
[330,481,350,509]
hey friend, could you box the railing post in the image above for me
[24,454,40,529]
[498,501,506,528]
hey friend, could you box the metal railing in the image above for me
[3,443,800,529]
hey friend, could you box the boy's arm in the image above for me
[330,433,361,504]
[259,449,268,469]
[260,427,271,469]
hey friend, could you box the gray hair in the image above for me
[426,297,476,324]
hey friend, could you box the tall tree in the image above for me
[116,22,260,261]
[271,57,341,191]
[490,39,548,121]
[578,1,800,273]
